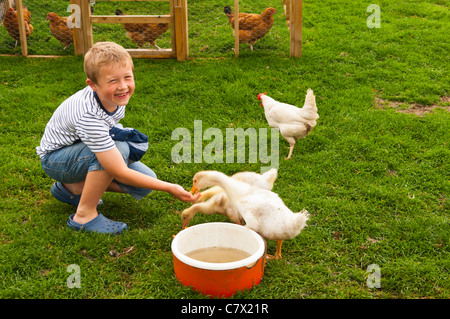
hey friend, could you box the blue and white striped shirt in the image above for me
[36,86,126,158]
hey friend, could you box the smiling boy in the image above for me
[36,42,199,234]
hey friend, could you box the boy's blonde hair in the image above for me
[84,42,134,84]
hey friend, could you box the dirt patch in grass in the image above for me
[375,96,450,116]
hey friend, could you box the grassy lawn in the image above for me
[0,0,449,299]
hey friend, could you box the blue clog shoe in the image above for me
[67,213,128,235]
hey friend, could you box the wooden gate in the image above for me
[71,0,188,61]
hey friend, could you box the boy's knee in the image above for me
[146,168,157,179]
[136,163,157,179]
[114,141,130,161]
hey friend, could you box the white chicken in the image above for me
[180,168,278,228]
[258,89,319,159]
[190,170,309,259]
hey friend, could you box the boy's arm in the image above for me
[95,147,199,203]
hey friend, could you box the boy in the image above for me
[36,42,199,234]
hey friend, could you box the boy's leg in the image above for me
[62,178,126,196]
[69,160,156,225]
[61,181,84,196]
[63,140,131,197]
[71,169,114,224]
[66,168,128,234]
[42,140,130,205]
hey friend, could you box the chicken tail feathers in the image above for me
[295,209,310,232]
[303,88,318,115]
[224,6,232,15]
[305,88,315,104]
[262,168,278,188]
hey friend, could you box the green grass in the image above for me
[1,0,449,299]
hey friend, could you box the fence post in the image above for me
[71,0,84,56]
[14,0,28,56]
[174,0,188,61]
[234,0,239,58]
[80,0,93,55]
[290,0,302,57]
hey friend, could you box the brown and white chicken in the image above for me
[258,89,319,159]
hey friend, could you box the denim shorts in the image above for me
[40,140,156,200]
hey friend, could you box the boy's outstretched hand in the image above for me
[169,184,201,203]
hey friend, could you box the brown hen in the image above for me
[3,6,33,48]
[115,9,169,50]
[224,6,275,50]
[46,12,73,50]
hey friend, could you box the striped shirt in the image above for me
[36,86,126,158]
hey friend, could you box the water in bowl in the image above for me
[186,247,251,263]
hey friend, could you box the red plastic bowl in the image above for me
[171,222,266,297]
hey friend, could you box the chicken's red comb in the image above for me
[257,92,267,100]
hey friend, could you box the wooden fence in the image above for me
[4,0,302,59]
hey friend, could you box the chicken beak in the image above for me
[190,186,199,195]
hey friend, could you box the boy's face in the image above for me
[87,61,135,112]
